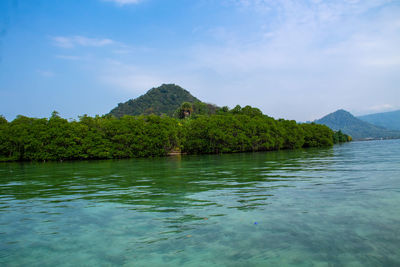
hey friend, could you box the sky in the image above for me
[0,0,399,122]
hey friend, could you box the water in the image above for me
[1,140,400,266]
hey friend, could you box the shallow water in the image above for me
[1,140,400,266]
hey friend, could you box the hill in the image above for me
[315,109,400,140]
[357,109,400,131]
[109,84,200,117]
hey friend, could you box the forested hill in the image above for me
[109,84,200,117]
[358,109,400,131]
[315,109,400,140]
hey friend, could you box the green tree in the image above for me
[176,102,193,119]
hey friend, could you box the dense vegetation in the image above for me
[358,109,400,131]
[174,101,219,119]
[315,109,400,140]
[0,112,178,161]
[109,84,201,117]
[333,130,352,143]
[0,105,350,162]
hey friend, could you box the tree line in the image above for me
[0,105,351,162]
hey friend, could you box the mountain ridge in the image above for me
[315,109,400,140]
[357,109,400,131]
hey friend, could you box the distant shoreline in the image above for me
[355,137,400,141]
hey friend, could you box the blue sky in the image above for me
[1,0,399,121]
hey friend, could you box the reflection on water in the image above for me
[1,140,400,266]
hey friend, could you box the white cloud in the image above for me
[37,70,55,77]
[99,60,163,93]
[52,36,114,48]
[186,0,400,121]
[46,1,399,121]
[368,104,397,112]
[103,0,141,6]
[354,104,400,115]
[234,0,393,18]
[55,55,82,60]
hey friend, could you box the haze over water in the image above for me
[1,140,400,266]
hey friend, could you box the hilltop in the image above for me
[109,84,200,117]
[315,109,400,140]
[358,109,400,131]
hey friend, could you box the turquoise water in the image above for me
[1,140,400,266]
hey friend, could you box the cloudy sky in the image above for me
[1,0,399,121]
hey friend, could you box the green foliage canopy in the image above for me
[0,106,350,162]
[109,84,200,117]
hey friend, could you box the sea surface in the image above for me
[1,140,400,266]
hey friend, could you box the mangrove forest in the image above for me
[0,104,351,162]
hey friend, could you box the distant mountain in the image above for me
[109,84,200,117]
[315,109,400,140]
[357,109,400,131]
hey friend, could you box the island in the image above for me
[0,84,351,162]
